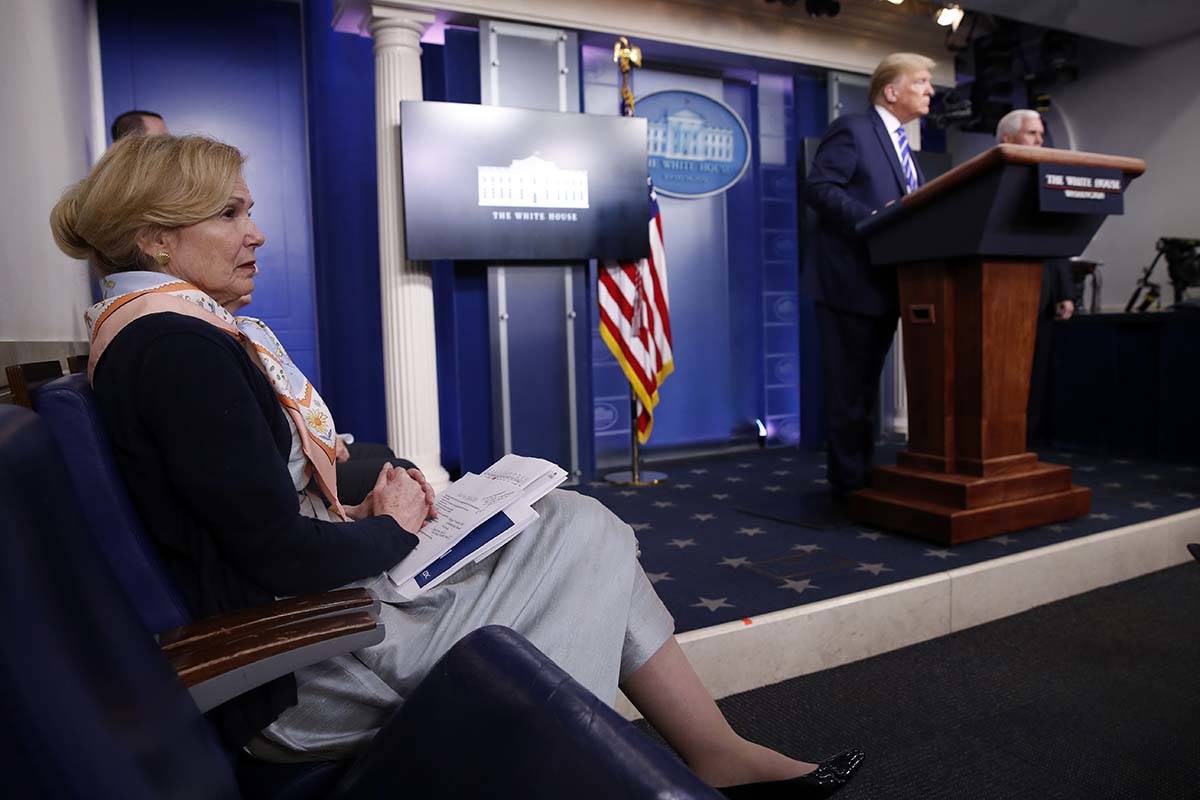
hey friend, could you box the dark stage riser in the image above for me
[846,145,1144,545]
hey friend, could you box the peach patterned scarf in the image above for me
[85,271,346,520]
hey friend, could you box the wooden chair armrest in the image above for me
[169,611,385,712]
[5,361,65,409]
[159,587,378,654]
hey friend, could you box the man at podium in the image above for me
[803,52,935,501]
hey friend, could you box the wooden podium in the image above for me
[849,144,1146,545]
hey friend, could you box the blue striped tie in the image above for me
[896,126,919,193]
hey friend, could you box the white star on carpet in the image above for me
[1133,501,1159,510]
[992,535,1018,544]
[1140,474,1161,480]
[1089,512,1115,520]
[857,531,884,541]
[618,490,638,496]
[629,523,653,532]
[1178,466,1197,473]
[1076,465,1097,472]
[855,562,893,575]
[711,493,730,500]
[737,527,766,537]
[791,543,823,553]
[646,571,674,584]
[718,556,752,568]
[772,470,792,476]
[725,476,744,483]
[1103,483,1123,489]
[1047,525,1070,533]
[693,597,734,611]
[812,478,829,485]
[691,513,716,522]
[690,468,709,475]
[817,464,827,469]
[673,483,694,490]
[653,500,675,508]
[1174,492,1197,499]
[667,538,698,549]
[1113,459,1131,465]
[778,578,820,594]
[763,485,783,492]
[587,481,608,487]
[924,548,958,559]
[737,463,752,469]
[780,457,795,462]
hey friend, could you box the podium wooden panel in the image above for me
[846,145,1145,545]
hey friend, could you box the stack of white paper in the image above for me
[387,454,567,599]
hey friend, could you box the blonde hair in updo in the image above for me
[50,134,246,275]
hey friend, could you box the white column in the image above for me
[369,7,450,487]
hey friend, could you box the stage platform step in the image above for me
[573,443,1200,720]
[616,507,1199,720]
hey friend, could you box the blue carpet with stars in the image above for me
[573,443,1200,633]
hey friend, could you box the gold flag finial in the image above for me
[612,36,642,70]
[612,37,643,116]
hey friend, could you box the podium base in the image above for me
[849,462,1091,545]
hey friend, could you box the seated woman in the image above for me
[51,134,862,799]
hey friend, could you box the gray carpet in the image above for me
[643,561,1200,799]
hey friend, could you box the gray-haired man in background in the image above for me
[996,109,1074,446]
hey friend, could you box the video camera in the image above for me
[1160,237,1200,303]
[1125,237,1200,312]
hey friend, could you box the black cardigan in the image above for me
[93,312,419,748]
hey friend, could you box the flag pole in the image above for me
[604,37,666,487]
[630,394,641,485]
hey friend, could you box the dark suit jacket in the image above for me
[804,109,925,316]
[1041,259,1074,317]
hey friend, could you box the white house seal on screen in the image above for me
[477,155,590,209]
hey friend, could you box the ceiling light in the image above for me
[884,0,904,5]
[936,4,964,31]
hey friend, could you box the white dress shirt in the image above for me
[873,104,914,191]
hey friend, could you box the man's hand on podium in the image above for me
[1056,299,1075,320]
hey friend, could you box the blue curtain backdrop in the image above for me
[423,29,489,477]
[301,0,389,445]
[99,0,321,385]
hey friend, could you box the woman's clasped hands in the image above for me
[346,464,437,533]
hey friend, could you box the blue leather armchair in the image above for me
[18,379,721,799]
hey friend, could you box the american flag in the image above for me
[598,182,674,443]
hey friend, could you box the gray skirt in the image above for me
[251,489,675,761]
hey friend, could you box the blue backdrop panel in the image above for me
[583,59,752,461]
[723,81,766,443]
[757,73,801,445]
[476,23,587,479]
[100,0,320,384]
[302,0,389,443]
[794,71,829,449]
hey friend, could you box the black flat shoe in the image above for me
[719,749,865,799]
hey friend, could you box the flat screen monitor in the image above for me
[399,101,649,261]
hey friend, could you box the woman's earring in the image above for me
[154,251,171,267]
